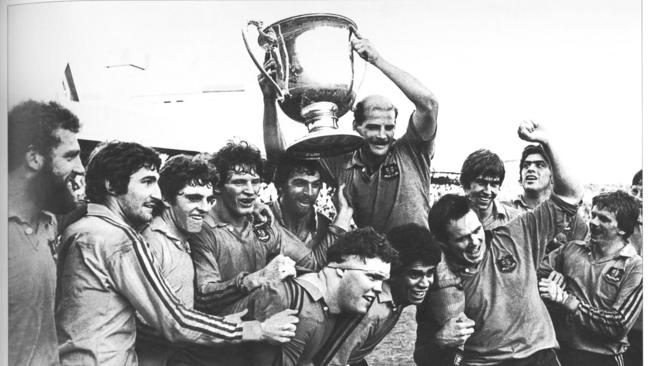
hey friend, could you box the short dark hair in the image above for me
[519,144,551,181]
[274,155,323,188]
[209,140,264,187]
[326,227,398,264]
[386,224,441,276]
[592,190,640,240]
[159,153,218,203]
[428,194,473,243]
[8,100,81,171]
[352,97,398,127]
[459,149,505,190]
[85,141,161,204]
[632,170,642,186]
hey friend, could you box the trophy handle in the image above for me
[242,20,288,100]
[348,26,368,101]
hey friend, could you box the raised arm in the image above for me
[260,70,286,170]
[518,120,582,204]
[351,29,438,140]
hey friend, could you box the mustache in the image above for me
[368,137,391,145]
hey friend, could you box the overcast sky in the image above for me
[6,0,643,186]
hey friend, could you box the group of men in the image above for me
[8,31,642,366]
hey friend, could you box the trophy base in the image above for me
[286,129,364,160]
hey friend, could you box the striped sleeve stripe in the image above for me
[578,281,643,327]
[312,303,372,366]
[287,279,305,311]
[196,285,240,303]
[95,215,243,340]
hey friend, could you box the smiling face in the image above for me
[445,211,486,266]
[589,206,621,245]
[465,175,501,213]
[392,261,436,305]
[355,109,397,158]
[520,153,552,193]
[170,183,215,233]
[336,256,391,314]
[115,166,161,227]
[281,169,321,216]
[216,165,261,219]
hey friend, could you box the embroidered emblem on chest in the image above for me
[496,254,517,273]
[381,163,400,180]
[604,267,624,283]
[253,226,271,242]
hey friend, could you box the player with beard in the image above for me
[330,224,442,366]
[539,191,642,366]
[262,30,438,234]
[56,141,299,366]
[419,120,583,365]
[8,100,84,366]
[460,149,522,230]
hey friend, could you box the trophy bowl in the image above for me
[243,13,365,159]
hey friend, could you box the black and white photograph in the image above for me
[2,0,644,365]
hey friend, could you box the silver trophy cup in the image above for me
[243,13,364,159]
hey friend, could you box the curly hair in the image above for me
[459,149,505,190]
[274,155,323,188]
[592,190,640,239]
[326,227,398,264]
[519,144,551,181]
[209,140,264,186]
[85,141,161,204]
[387,224,441,276]
[8,100,81,171]
[428,194,473,243]
[159,153,218,203]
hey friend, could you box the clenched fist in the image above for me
[518,120,548,144]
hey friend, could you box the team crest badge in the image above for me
[496,254,517,273]
[253,226,271,242]
[604,267,624,283]
[381,163,400,179]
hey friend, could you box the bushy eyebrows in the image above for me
[63,149,81,158]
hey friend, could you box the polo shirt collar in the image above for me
[618,243,638,258]
[492,200,510,220]
[378,281,396,304]
[271,199,320,231]
[345,140,397,170]
[86,203,126,224]
[8,208,54,226]
[578,240,639,259]
[295,277,331,309]
[512,194,533,211]
[204,209,251,230]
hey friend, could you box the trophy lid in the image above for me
[286,129,364,160]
